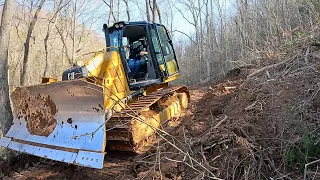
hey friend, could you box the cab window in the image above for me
[150,28,164,65]
[156,25,175,62]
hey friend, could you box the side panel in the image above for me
[84,50,130,111]
[103,51,130,111]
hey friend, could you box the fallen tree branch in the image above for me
[190,116,228,147]
[247,54,298,79]
[213,115,228,129]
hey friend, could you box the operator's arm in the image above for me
[139,51,148,56]
[139,45,148,56]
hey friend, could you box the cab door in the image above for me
[156,25,179,77]
[151,24,179,79]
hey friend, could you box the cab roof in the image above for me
[108,21,162,29]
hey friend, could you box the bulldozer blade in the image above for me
[0,80,107,169]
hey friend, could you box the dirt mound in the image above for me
[222,38,320,179]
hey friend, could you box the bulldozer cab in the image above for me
[104,21,180,90]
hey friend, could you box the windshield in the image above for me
[109,30,121,48]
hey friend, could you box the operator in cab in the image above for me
[139,38,148,57]
[128,37,149,78]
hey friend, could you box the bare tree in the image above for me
[104,0,116,25]
[117,0,120,21]
[149,0,161,23]
[145,0,151,21]
[151,0,156,22]
[43,0,68,77]
[20,0,46,86]
[155,0,162,23]
[123,0,130,21]
[55,24,73,65]
[0,0,14,135]
[162,0,174,35]
[72,0,76,63]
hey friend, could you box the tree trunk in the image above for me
[155,0,161,23]
[145,0,151,22]
[152,0,156,23]
[56,25,72,65]
[107,0,116,25]
[20,0,46,86]
[123,0,130,21]
[0,0,14,135]
[43,0,63,77]
[117,0,120,21]
[204,0,210,78]
[197,0,204,79]
[72,0,76,64]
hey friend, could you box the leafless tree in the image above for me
[123,0,130,21]
[43,0,70,77]
[145,0,151,21]
[148,0,161,23]
[0,0,14,135]
[20,0,46,86]
[151,0,156,22]
[155,0,161,23]
[172,0,320,85]
[104,0,116,25]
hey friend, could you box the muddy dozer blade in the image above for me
[0,80,106,169]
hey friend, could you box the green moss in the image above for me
[285,133,320,171]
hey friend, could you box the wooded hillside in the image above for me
[3,0,106,87]
[173,0,320,84]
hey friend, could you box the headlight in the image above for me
[81,66,88,77]
[62,66,88,81]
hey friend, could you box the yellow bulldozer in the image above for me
[0,21,189,169]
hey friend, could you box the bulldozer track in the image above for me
[105,85,188,152]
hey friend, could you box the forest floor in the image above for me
[1,36,320,179]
